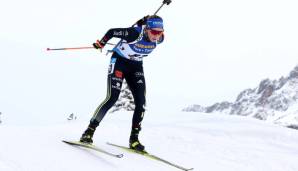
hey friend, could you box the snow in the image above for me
[1,111,298,171]
[1,0,298,170]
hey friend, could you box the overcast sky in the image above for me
[1,0,298,123]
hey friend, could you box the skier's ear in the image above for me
[144,28,149,35]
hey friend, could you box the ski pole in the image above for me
[132,0,172,27]
[46,43,116,51]
[46,47,94,51]
[154,0,172,15]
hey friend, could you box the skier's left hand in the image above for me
[163,0,172,5]
[136,15,150,27]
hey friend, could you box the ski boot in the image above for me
[129,128,145,152]
[80,120,99,144]
[80,127,95,144]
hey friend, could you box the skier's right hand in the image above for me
[93,39,105,51]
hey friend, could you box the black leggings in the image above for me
[91,53,146,130]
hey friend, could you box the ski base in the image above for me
[107,142,193,171]
[62,140,123,158]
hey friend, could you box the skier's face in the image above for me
[146,28,163,42]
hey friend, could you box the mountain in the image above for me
[183,65,298,129]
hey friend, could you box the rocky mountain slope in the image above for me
[183,65,298,129]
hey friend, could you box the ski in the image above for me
[107,142,194,171]
[62,140,123,158]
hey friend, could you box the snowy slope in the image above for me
[1,0,298,170]
[1,111,298,171]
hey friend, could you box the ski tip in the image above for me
[62,140,73,145]
[62,140,72,143]
[117,154,124,158]
[62,140,79,145]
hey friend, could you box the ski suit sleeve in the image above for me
[99,27,140,45]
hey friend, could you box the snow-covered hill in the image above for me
[1,111,298,171]
[183,65,298,129]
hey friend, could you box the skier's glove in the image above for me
[163,0,172,5]
[136,15,150,27]
[93,38,107,51]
